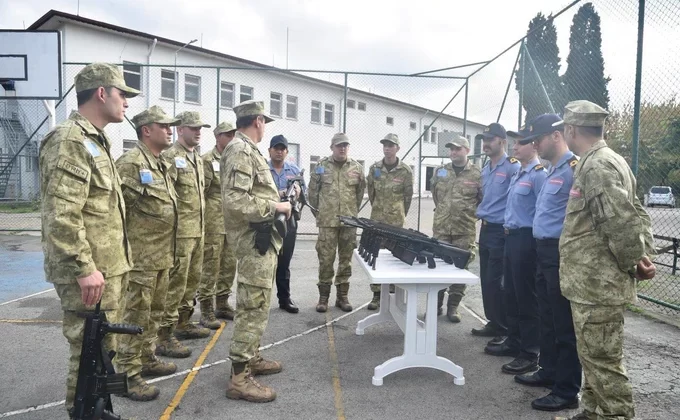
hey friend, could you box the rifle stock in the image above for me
[274,169,317,238]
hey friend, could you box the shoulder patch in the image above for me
[509,157,519,164]
[57,157,90,181]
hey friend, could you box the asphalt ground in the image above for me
[1,236,679,420]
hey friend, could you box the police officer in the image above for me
[268,134,302,314]
[484,125,547,377]
[115,106,180,401]
[38,63,137,418]
[158,111,211,357]
[555,101,656,420]
[430,135,481,322]
[196,121,238,329]
[474,123,520,339]
[221,100,291,403]
[510,114,582,413]
[365,133,414,310]
[308,133,366,313]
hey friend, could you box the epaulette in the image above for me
[534,164,544,171]
[568,155,579,170]
[509,157,519,164]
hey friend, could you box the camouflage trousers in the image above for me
[116,269,170,377]
[427,232,477,304]
[229,247,276,363]
[197,234,237,302]
[316,226,357,286]
[571,302,634,420]
[54,273,127,410]
[162,236,204,328]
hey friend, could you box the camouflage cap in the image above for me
[233,100,274,123]
[213,121,236,136]
[331,133,350,146]
[175,111,211,128]
[131,106,180,129]
[561,100,609,127]
[75,63,140,98]
[445,135,470,149]
[380,133,400,145]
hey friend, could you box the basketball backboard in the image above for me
[0,30,62,100]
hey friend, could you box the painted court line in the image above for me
[325,311,347,420]
[0,288,53,306]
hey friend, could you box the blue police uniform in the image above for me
[502,157,546,364]
[532,151,582,400]
[475,153,520,335]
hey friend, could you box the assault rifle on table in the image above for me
[274,169,317,238]
[72,302,142,420]
[338,216,472,270]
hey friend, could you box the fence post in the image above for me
[463,79,468,137]
[216,67,221,127]
[631,0,645,176]
[518,40,525,129]
[342,73,348,133]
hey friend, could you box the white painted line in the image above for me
[0,401,65,418]
[0,288,53,306]
[460,302,488,325]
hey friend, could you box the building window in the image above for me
[123,139,136,153]
[410,121,417,130]
[287,143,300,166]
[184,74,201,103]
[311,101,321,123]
[286,95,298,120]
[24,143,38,172]
[324,104,334,126]
[347,99,356,109]
[270,92,282,118]
[123,62,142,91]
[240,85,253,103]
[358,102,367,111]
[474,136,482,156]
[160,69,176,100]
[386,117,394,126]
[220,82,234,108]
[430,127,438,143]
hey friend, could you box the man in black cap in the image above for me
[268,135,302,314]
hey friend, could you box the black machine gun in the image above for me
[72,302,142,420]
[274,169,317,238]
[339,216,472,270]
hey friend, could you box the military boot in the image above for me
[446,291,463,323]
[215,294,235,320]
[199,299,222,330]
[248,354,283,376]
[437,289,445,316]
[225,363,276,403]
[316,284,331,313]
[122,374,160,402]
[174,310,211,340]
[367,291,381,310]
[141,352,177,378]
[155,326,192,358]
[335,283,353,312]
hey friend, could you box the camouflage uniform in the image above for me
[431,150,481,320]
[559,101,655,420]
[160,112,208,338]
[115,107,179,383]
[38,63,138,411]
[308,133,366,310]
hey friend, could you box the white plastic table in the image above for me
[354,249,479,386]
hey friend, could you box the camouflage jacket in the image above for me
[220,131,282,260]
[366,158,413,227]
[308,156,366,228]
[39,111,132,284]
[431,160,482,237]
[202,146,225,235]
[559,140,655,305]
[116,141,178,271]
[162,142,205,238]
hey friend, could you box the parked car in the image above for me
[647,186,676,208]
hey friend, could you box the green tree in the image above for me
[562,3,610,108]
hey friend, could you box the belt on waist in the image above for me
[536,237,560,245]
[504,227,533,235]
[481,220,503,228]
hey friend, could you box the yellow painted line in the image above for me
[159,322,225,420]
[0,319,62,324]
[325,312,346,420]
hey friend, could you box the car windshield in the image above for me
[651,187,670,194]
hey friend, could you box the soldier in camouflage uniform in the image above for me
[221,100,292,403]
[365,133,413,310]
[431,135,481,322]
[38,63,137,417]
[309,133,366,313]
[158,111,211,357]
[555,101,656,420]
[196,122,238,329]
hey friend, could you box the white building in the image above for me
[1,9,491,200]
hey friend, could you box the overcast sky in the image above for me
[1,0,677,129]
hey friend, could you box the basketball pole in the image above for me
[42,100,56,130]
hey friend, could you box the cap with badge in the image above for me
[131,106,180,129]
[561,100,609,127]
[475,122,507,140]
[213,121,236,136]
[270,134,289,149]
[175,111,210,128]
[75,63,141,98]
[380,133,400,145]
[511,113,564,145]
[445,135,470,149]
[233,100,274,123]
[331,133,350,146]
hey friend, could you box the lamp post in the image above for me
[173,38,198,139]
